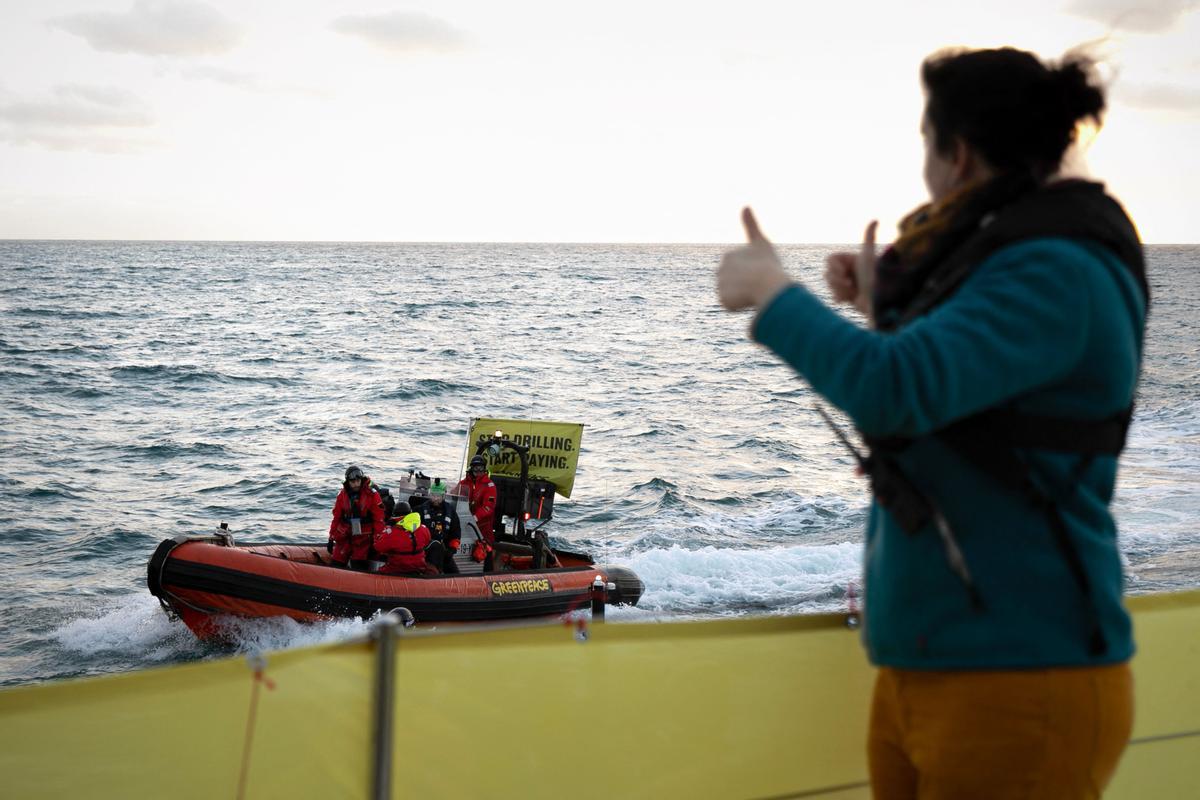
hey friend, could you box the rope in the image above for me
[236,654,275,800]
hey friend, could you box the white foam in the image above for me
[621,541,862,617]
[51,592,374,660]
[636,494,865,540]
[54,593,202,661]
[215,614,371,653]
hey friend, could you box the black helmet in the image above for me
[393,501,412,519]
[344,466,364,482]
[470,455,486,470]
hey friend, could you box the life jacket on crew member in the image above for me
[858,174,1147,656]
[419,479,461,573]
[329,465,385,565]
[458,455,498,543]
[375,505,432,575]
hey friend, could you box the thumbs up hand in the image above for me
[823,221,878,322]
[717,207,792,311]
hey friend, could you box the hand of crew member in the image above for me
[716,208,793,311]
[823,221,878,321]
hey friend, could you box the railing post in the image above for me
[591,575,606,621]
[371,613,401,800]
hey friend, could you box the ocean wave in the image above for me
[618,542,861,616]
[630,476,678,493]
[26,483,85,501]
[194,475,301,502]
[737,436,805,458]
[404,298,482,310]
[314,351,377,364]
[0,343,113,357]
[46,526,154,560]
[63,386,111,399]
[120,441,233,461]
[109,364,300,388]
[378,379,480,400]
[567,491,863,557]
[9,306,127,320]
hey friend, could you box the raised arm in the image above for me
[751,239,1092,437]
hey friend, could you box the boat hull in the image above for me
[147,537,643,640]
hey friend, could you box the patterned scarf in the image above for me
[873,172,1038,329]
[889,181,984,266]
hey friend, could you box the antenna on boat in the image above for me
[459,417,476,479]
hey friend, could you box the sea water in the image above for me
[1,241,1196,687]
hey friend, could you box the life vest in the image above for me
[338,481,379,531]
[390,529,422,556]
[375,512,431,575]
[340,492,363,529]
[861,177,1146,656]
[389,512,427,555]
[422,508,450,536]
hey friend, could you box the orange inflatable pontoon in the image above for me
[147,534,643,640]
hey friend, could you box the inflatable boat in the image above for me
[148,423,644,640]
[147,533,643,640]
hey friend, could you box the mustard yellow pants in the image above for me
[868,663,1133,799]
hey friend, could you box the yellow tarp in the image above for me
[1106,590,1200,799]
[0,640,375,799]
[466,417,584,497]
[1,591,1198,799]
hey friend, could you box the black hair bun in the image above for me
[921,46,1109,179]
[1051,56,1106,130]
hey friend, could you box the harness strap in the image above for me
[390,529,423,557]
[816,405,985,610]
[941,406,1131,456]
[341,489,362,524]
[864,454,986,611]
[936,425,1109,656]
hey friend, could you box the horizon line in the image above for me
[1,237,1195,246]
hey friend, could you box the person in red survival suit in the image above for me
[457,455,498,544]
[328,465,385,568]
[375,502,437,575]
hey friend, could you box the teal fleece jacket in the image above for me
[753,238,1144,669]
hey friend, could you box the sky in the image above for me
[0,0,1198,243]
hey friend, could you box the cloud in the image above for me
[330,11,469,54]
[178,65,259,90]
[49,0,240,57]
[1064,0,1200,33]
[1115,81,1200,112]
[173,66,329,98]
[0,85,156,153]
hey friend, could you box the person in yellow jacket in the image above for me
[375,503,438,575]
